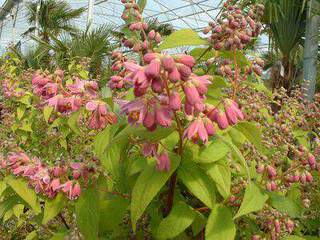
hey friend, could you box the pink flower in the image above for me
[148,30,156,40]
[143,110,156,131]
[204,118,216,136]
[183,82,202,105]
[169,92,181,111]
[184,118,209,144]
[191,74,212,95]
[156,151,170,171]
[143,53,157,63]
[175,54,195,68]
[161,55,175,72]
[50,178,61,191]
[121,98,147,126]
[224,99,244,125]
[177,64,192,79]
[142,143,158,157]
[151,78,164,93]
[155,106,172,127]
[71,182,81,199]
[48,95,82,114]
[168,67,181,82]
[86,101,117,129]
[41,83,58,99]
[145,59,161,78]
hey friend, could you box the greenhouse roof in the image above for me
[0,0,220,53]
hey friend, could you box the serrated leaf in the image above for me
[234,182,268,219]
[178,160,216,208]
[156,201,196,239]
[131,152,180,231]
[205,205,236,240]
[268,193,302,218]
[43,106,53,123]
[75,186,100,240]
[42,193,66,224]
[206,161,231,199]
[159,29,207,50]
[5,176,41,214]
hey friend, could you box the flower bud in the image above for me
[169,92,181,111]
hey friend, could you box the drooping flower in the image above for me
[155,105,172,127]
[169,91,181,111]
[142,143,158,157]
[156,151,170,172]
[120,98,147,126]
[86,101,117,129]
[224,99,244,125]
[184,118,209,144]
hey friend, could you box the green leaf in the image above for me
[131,152,181,231]
[25,230,37,240]
[79,70,89,79]
[209,75,229,89]
[220,50,248,67]
[235,121,262,151]
[206,161,231,199]
[17,105,26,120]
[68,110,81,134]
[189,47,215,61]
[178,160,216,208]
[43,106,53,123]
[158,29,207,50]
[194,138,229,163]
[234,182,268,219]
[93,124,119,158]
[191,211,206,236]
[217,135,250,179]
[268,193,302,218]
[205,205,236,240]
[49,232,68,240]
[20,122,33,132]
[283,236,306,240]
[42,193,66,224]
[75,186,100,240]
[13,204,24,218]
[0,181,7,197]
[0,195,20,219]
[99,196,129,233]
[5,176,41,214]
[156,201,196,239]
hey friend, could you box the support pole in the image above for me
[87,0,95,32]
[303,0,320,101]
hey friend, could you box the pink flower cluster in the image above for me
[1,78,25,98]
[120,0,162,52]
[142,143,170,171]
[111,51,245,145]
[203,1,264,50]
[32,69,117,129]
[0,152,95,200]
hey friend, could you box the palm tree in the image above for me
[25,0,85,43]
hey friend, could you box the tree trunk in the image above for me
[303,0,320,101]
